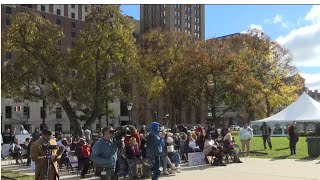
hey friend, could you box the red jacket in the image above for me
[124,134,141,146]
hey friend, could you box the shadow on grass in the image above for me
[295,156,319,162]
[270,155,291,161]
[249,151,268,156]
[274,147,290,151]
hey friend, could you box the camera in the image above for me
[41,143,59,151]
[112,126,130,139]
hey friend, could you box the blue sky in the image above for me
[121,5,320,90]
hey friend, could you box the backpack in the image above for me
[80,144,91,157]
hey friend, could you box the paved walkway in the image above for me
[1,158,320,180]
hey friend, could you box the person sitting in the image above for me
[195,131,205,151]
[58,138,70,167]
[10,138,23,164]
[223,128,242,163]
[166,136,182,172]
[188,133,201,152]
[203,134,226,166]
[160,131,177,175]
[179,133,188,161]
[75,138,92,178]
[21,138,30,162]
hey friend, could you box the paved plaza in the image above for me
[1,158,319,180]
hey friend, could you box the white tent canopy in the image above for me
[250,92,320,136]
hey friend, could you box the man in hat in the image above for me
[31,128,61,180]
[260,122,272,150]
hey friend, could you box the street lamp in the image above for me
[127,102,133,125]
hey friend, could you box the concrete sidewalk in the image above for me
[1,158,320,180]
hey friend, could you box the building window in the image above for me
[71,4,75,8]
[71,12,75,19]
[71,22,76,28]
[195,25,197,30]
[163,10,166,16]
[5,106,12,118]
[6,52,12,59]
[188,7,191,12]
[178,28,181,31]
[41,5,45,11]
[56,19,61,25]
[188,23,190,28]
[185,22,187,27]
[178,12,180,17]
[6,7,12,14]
[185,30,187,33]
[57,9,61,15]
[6,18,11,26]
[163,19,166,24]
[195,10,197,15]
[198,34,200,38]
[185,6,187,11]
[175,11,177,16]
[56,107,62,119]
[178,19,180,25]
[71,32,76,38]
[85,5,89,12]
[197,26,200,31]
[185,14,187,20]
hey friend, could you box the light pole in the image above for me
[127,102,133,125]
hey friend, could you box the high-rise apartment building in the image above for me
[1,4,137,133]
[140,4,205,39]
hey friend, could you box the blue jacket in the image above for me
[91,138,119,169]
[146,122,163,159]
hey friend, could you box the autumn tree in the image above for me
[70,5,136,127]
[230,29,303,121]
[2,6,137,133]
[136,29,202,126]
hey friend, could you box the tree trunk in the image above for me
[170,103,176,129]
[60,98,81,135]
[210,105,216,125]
[248,109,255,122]
[265,95,272,117]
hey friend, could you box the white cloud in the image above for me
[273,14,283,24]
[265,14,290,29]
[300,73,320,90]
[276,5,320,90]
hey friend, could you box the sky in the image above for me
[121,5,320,90]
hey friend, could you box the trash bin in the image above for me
[306,137,320,158]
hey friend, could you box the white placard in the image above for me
[2,144,11,157]
[188,152,205,167]
[15,134,31,144]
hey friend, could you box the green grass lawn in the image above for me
[1,170,34,180]
[232,135,320,160]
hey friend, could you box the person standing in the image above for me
[91,126,120,180]
[288,121,299,155]
[260,122,272,150]
[84,126,92,143]
[76,138,92,178]
[16,125,29,135]
[30,128,61,180]
[239,123,253,156]
[147,122,163,180]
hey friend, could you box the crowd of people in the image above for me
[0,121,300,180]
